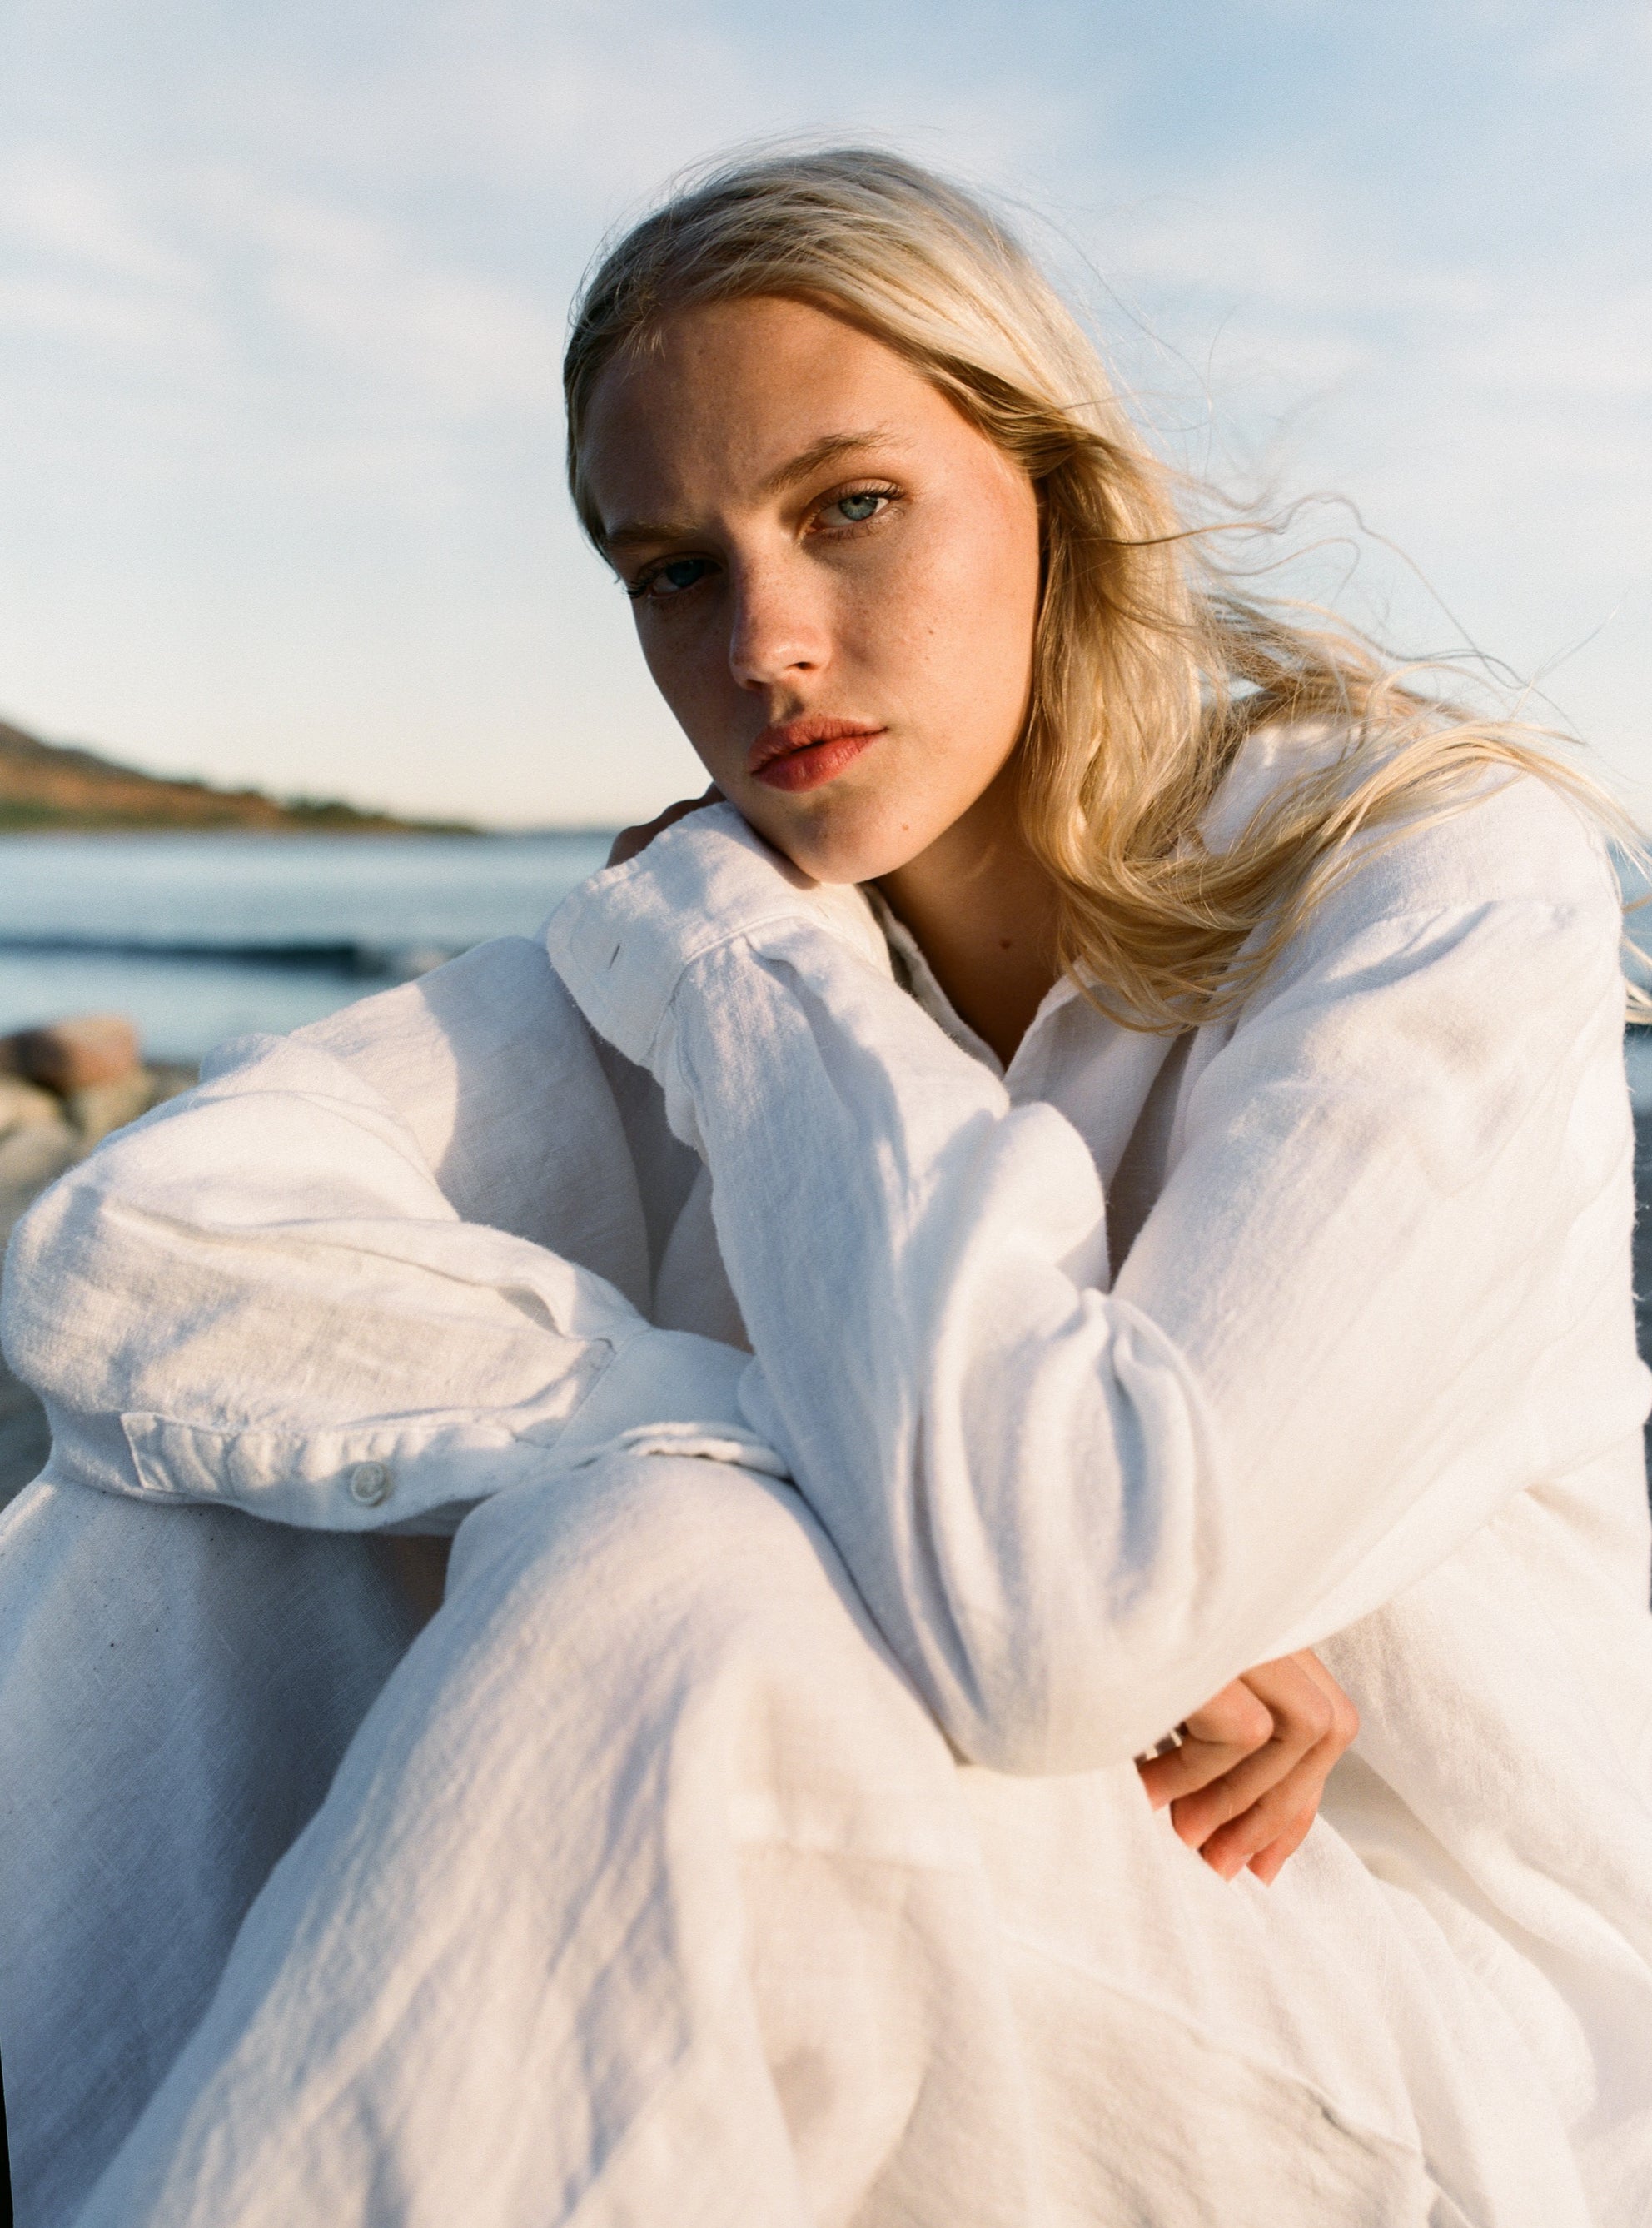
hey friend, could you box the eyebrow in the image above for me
[759,426,905,498]
[600,426,907,555]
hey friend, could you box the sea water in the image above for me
[0,831,614,1062]
[4,829,1652,1107]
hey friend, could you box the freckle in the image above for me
[998,939,1012,950]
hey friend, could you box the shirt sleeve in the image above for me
[546,798,1647,1772]
[0,937,764,1534]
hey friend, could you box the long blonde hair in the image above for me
[565,146,1635,1029]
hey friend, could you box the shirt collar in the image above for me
[860,885,1086,1084]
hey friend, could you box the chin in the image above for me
[739,790,936,889]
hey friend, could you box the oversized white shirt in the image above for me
[4,744,1652,2224]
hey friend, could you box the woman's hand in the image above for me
[1135,1649,1358,1886]
[607,785,724,868]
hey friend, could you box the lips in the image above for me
[747,717,883,794]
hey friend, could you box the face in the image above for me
[579,294,1042,885]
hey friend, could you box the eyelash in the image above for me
[818,481,901,531]
[623,481,903,603]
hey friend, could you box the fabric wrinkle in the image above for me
[0,756,1646,2224]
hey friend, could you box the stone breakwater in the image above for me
[0,1016,194,1502]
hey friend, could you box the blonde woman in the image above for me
[2,148,1650,2226]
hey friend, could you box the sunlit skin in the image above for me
[579,294,1058,1066]
[575,294,1358,1883]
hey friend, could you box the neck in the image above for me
[874,764,1060,1068]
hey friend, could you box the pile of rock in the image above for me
[1,1015,196,1503]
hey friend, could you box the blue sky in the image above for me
[1,0,1646,825]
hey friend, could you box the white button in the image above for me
[348,1460,393,1507]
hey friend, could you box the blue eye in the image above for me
[832,491,886,524]
[628,555,713,601]
[649,556,711,596]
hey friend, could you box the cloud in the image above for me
[0,269,216,361]
[1,144,198,288]
[198,174,563,416]
[0,0,1645,818]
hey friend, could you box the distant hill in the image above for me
[0,715,477,833]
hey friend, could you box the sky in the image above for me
[0,0,1647,828]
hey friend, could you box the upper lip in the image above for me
[746,715,883,775]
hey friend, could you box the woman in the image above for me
[2,147,1650,2226]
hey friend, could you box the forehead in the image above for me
[579,296,960,531]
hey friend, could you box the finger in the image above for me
[1181,1675,1281,1753]
[1160,1703,1326,1848]
[1135,1682,1274,1810]
[1175,1728,1326,1853]
[607,801,697,867]
[605,785,724,868]
[1142,1652,1359,1887]
[1217,1657,1357,1882]
[1167,1648,1346,1844]
[1246,1805,1318,1887]
[1192,1743,1341,1878]
[1291,1648,1361,1747]
[1139,1648,1359,1883]
[1137,1731,1255,1811]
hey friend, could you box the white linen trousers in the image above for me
[2,749,1651,2226]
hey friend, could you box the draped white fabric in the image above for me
[2,755,1650,2223]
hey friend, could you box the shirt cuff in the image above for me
[544,803,892,1069]
[115,1324,780,1531]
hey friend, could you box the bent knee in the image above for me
[450,1451,880,1678]
[435,1453,963,1867]
[445,1454,954,1812]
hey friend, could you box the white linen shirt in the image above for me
[4,745,1652,2221]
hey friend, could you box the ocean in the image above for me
[3,825,1652,1109]
[0,830,615,1063]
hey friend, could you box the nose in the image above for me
[727,556,827,690]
